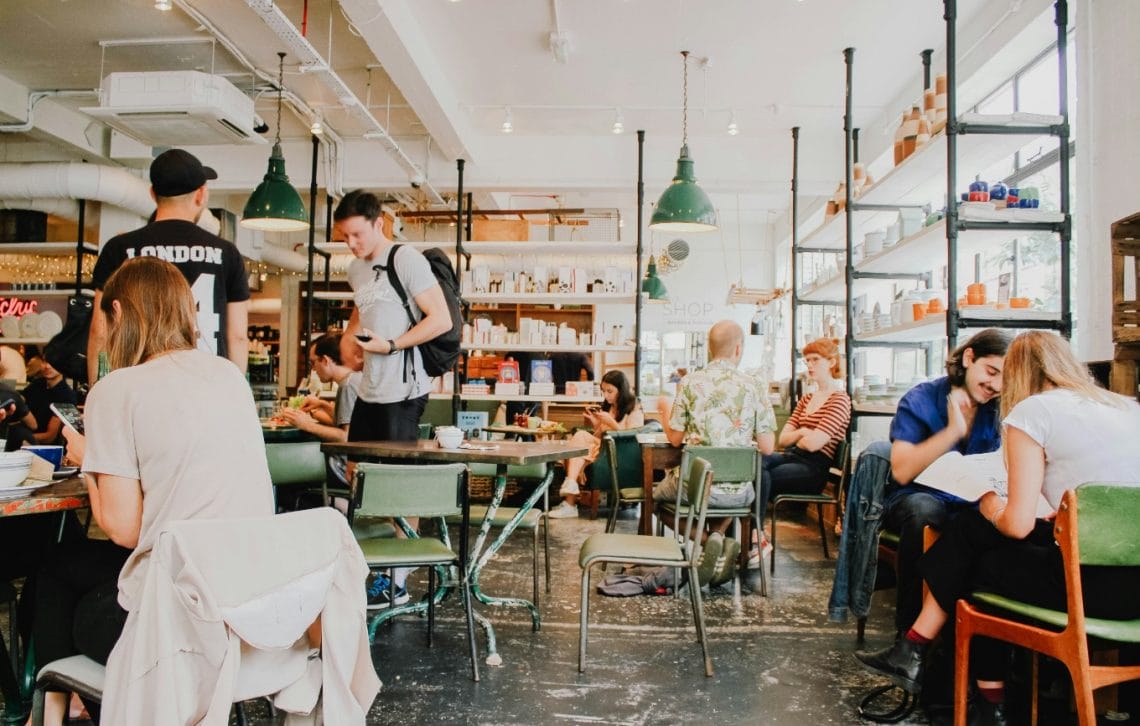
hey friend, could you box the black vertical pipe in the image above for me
[324,193,332,291]
[464,192,474,271]
[453,159,465,419]
[790,127,800,411]
[75,199,86,293]
[842,48,855,398]
[1055,0,1071,338]
[945,0,959,349]
[304,134,318,375]
[921,49,933,90]
[634,130,645,399]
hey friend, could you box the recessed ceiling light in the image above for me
[727,111,739,136]
[612,111,624,135]
[155,0,173,9]
[501,107,514,134]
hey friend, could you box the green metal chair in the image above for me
[954,483,1140,726]
[579,456,716,676]
[769,439,851,574]
[352,462,480,681]
[589,422,662,533]
[447,462,551,608]
[656,446,766,600]
[265,441,329,510]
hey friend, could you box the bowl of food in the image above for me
[435,426,464,449]
[0,450,34,488]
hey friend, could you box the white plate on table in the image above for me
[52,466,80,480]
[0,480,54,501]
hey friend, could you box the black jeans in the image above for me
[33,538,130,673]
[920,508,1140,681]
[758,448,831,523]
[348,394,429,443]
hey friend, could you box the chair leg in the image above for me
[731,517,742,604]
[1066,656,1098,726]
[769,501,779,575]
[856,616,866,643]
[688,562,714,677]
[427,566,436,647]
[532,524,540,609]
[1030,653,1039,726]
[578,565,591,673]
[461,569,480,682]
[542,508,551,595]
[816,503,830,559]
[954,608,972,726]
[605,495,618,534]
[234,701,249,726]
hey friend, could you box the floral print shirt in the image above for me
[669,359,776,447]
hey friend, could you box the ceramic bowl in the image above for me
[0,450,34,488]
[435,429,464,449]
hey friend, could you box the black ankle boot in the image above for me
[968,698,1008,726]
[855,636,928,694]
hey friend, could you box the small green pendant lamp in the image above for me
[650,51,718,233]
[242,53,309,232]
[641,255,669,301]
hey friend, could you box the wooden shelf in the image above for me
[0,242,98,255]
[856,313,946,344]
[461,343,634,354]
[464,293,635,305]
[314,240,633,256]
[854,402,898,415]
[430,392,603,403]
[302,291,354,301]
[0,289,92,299]
[0,337,50,344]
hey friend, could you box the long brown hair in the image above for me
[102,257,197,370]
[1000,331,1123,420]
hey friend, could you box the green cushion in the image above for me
[971,591,1140,644]
[445,506,541,529]
[1075,484,1140,567]
[618,487,644,501]
[352,518,397,540]
[579,532,685,568]
[659,502,750,517]
[357,537,458,566]
[467,462,547,479]
[772,492,835,504]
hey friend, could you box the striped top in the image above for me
[788,390,852,460]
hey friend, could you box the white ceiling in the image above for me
[0,0,1053,223]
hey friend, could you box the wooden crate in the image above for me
[1111,211,1140,344]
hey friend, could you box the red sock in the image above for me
[905,628,931,645]
[978,685,1005,704]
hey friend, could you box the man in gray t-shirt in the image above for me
[334,190,451,442]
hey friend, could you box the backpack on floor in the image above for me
[384,244,463,378]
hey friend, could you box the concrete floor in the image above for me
[7,504,1134,724]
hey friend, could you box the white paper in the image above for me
[915,451,1052,517]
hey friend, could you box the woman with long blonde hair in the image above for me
[32,257,273,725]
[858,331,1140,722]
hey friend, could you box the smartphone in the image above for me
[50,403,84,435]
[354,334,373,342]
[0,397,14,410]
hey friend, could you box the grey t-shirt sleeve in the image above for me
[334,372,361,427]
[395,246,439,300]
[80,375,142,480]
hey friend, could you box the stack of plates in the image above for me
[0,450,35,495]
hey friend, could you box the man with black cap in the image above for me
[87,149,250,382]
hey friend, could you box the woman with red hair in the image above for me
[759,337,851,524]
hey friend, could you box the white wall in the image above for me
[1074,0,1140,362]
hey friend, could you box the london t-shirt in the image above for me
[82,348,273,610]
[346,245,438,404]
[92,220,250,360]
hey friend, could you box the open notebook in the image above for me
[915,450,1054,518]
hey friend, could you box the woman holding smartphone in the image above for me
[548,370,643,519]
[33,257,274,725]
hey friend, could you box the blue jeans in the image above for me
[827,441,893,623]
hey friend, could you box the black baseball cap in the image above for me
[150,149,218,197]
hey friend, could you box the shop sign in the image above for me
[0,298,38,317]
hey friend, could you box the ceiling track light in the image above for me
[154,0,173,10]
[501,107,514,134]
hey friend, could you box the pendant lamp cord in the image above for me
[274,51,285,147]
[680,50,690,147]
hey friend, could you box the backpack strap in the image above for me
[379,244,416,384]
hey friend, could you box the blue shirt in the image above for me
[888,376,1001,503]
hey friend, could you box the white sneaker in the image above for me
[547,501,579,519]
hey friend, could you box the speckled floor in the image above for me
[6,505,1133,724]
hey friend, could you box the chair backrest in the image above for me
[265,441,326,486]
[679,456,714,563]
[1068,483,1140,567]
[594,422,662,493]
[828,439,851,493]
[354,463,468,519]
[680,445,758,485]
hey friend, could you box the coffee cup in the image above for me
[23,445,63,470]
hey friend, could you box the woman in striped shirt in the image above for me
[758,337,852,523]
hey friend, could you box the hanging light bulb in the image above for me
[501,107,514,134]
[651,51,718,233]
[727,110,739,136]
[612,110,624,135]
[241,52,309,232]
[154,0,173,9]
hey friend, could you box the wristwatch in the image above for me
[387,339,400,355]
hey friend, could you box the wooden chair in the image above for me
[769,439,850,574]
[954,484,1140,726]
[578,457,715,676]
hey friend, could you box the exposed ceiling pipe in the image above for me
[240,0,445,204]
[0,90,98,134]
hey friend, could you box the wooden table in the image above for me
[636,433,682,535]
[323,439,589,665]
[482,424,567,441]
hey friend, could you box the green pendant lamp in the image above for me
[641,255,669,301]
[241,53,309,232]
[650,51,718,233]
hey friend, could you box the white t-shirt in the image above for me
[83,349,274,610]
[346,245,438,404]
[1002,388,1140,510]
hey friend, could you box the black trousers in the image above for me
[348,395,429,443]
[33,538,130,673]
[919,509,1140,680]
[758,448,830,523]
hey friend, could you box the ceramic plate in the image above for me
[0,480,54,500]
[38,311,63,339]
[52,466,80,480]
[0,316,19,339]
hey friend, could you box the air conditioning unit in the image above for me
[82,71,266,146]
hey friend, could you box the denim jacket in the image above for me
[827,440,893,622]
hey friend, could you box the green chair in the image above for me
[954,484,1140,726]
[579,456,716,676]
[589,422,662,533]
[352,462,480,681]
[265,441,331,511]
[448,462,551,608]
[657,445,766,600]
[769,439,851,574]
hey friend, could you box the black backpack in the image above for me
[43,295,94,385]
[384,244,463,378]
